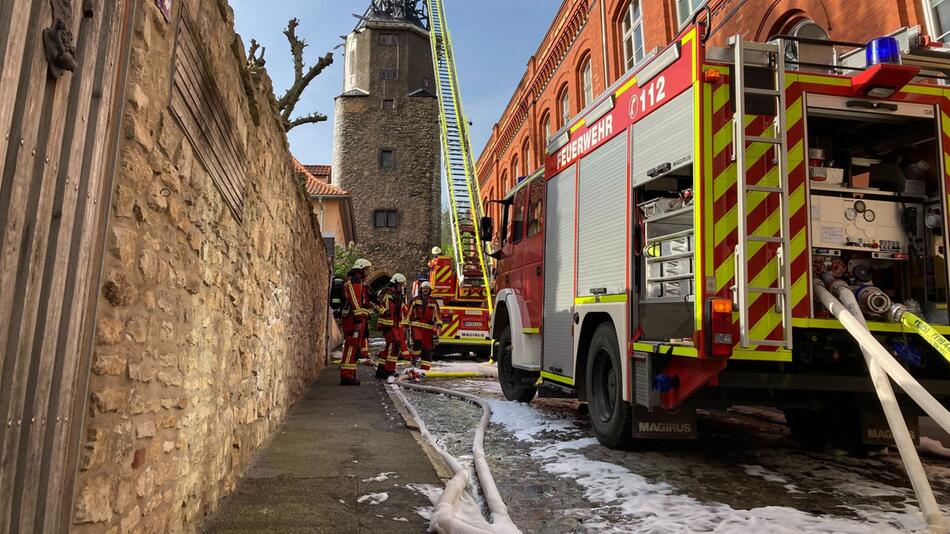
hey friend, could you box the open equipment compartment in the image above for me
[805,93,950,324]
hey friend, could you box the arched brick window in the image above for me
[539,110,551,163]
[621,1,644,73]
[521,139,532,175]
[579,54,593,108]
[558,85,570,128]
[510,156,519,183]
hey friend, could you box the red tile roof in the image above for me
[292,157,348,197]
[304,164,331,179]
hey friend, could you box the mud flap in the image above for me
[633,406,698,439]
[860,410,920,446]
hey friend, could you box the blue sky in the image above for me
[231,0,560,167]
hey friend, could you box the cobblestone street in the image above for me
[400,363,950,533]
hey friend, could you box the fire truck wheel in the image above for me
[497,325,537,403]
[586,322,634,449]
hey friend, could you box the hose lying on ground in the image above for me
[394,376,520,534]
[821,282,944,529]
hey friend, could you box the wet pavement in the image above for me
[401,366,950,533]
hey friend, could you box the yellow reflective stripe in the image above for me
[631,342,698,358]
[541,371,575,386]
[574,294,627,305]
[614,76,638,98]
[522,327,540,334]
[730,349,792,362]
[792,318,950,335]
[410,322,437,330]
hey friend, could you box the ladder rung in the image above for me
[746,185,783,193]
[744,88,780,97]
[749,287,784,295]
[747,236,784,244]
[745,135,782,145]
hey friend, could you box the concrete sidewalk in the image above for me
[201,364,443,533]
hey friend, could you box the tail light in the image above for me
[705,298,734,358]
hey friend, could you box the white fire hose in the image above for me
[814,282,946,530]
[395,378,520,534]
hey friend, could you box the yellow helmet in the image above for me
[353,258,372,270]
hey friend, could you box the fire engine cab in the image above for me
[485,24,950,449]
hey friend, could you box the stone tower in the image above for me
[332,0,441,288]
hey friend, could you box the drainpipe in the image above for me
[600,0,609,84]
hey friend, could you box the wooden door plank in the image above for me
[0,0,34,205]
[0,0,53,530]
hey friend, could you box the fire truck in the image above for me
[485,23,950,449]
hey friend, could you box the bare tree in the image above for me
[266,18,334,131]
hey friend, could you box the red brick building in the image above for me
[475,0,946,214]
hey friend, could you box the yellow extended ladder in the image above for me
[425,0,492,312]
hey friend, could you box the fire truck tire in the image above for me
[497,325,537,403]
[586,323,634,449]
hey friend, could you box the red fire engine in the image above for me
[486,24,950,449]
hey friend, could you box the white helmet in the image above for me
[420,281,431,290]
[353,258,372,270]
[390,273,406,284]
[431,246,442,255]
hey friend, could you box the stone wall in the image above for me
[71,1,331,532]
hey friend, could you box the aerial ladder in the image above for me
[424,0,493,315]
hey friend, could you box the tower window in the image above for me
[379,69,398,80]
[380,149,395,169]
[383,99,395,110]
[374,210,399,228]
[379,33,399,46]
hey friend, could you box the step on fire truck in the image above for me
[426,0,493,357]
[486,22,950,449]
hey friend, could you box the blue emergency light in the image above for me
[866,36,902,66]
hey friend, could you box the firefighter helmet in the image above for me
[431,246,442,255]
[390,273,406,284]
[420,281,431,289]
[353,258,372,270]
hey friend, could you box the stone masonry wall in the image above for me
[71,1,330,532]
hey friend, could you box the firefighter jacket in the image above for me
[342,271,371,319]
[376,286,406,328]
[403,295,442,331]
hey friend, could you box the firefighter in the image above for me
[375,273,409,379]
[403,281,441,374]
[410,272,427,298]
[340,258,373,386]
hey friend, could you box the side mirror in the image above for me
[479,216,494,242]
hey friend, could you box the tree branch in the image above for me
[283,18,305,82]
[285,111,329,131]
[247,38,266,71]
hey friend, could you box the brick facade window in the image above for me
[380,149,395,169]
[581,57,593,108]
[559,86,570,127]
[929,0,950,43]
[373,210,399,228]
[622,1,645,72]
[676,0,706,27]
[382,99,395,110]
[522,140,531,175]
[379,33,399,46]
[379,69,398,80]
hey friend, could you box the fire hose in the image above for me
[394,377,520,534]
[891,307,950,366]
[814,282,947,530]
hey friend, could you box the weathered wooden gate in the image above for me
[0,0,134,531]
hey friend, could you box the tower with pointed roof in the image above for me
[331,0,441,288]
